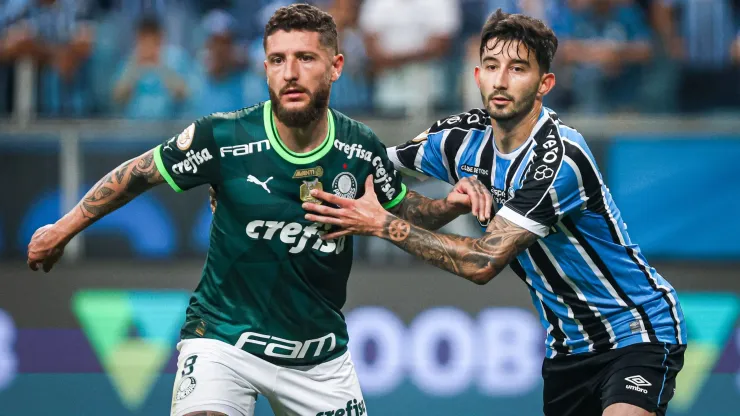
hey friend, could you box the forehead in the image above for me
[482,37,535,64]
[265,30,326,54]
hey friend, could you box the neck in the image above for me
[273,109,329,153]
[492,102,542,154]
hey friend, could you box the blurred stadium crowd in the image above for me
[1,0,739,120]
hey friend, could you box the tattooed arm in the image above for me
[303,176,538,285]
[27,148,164,271]
[387,176,494,229]
[386,190,466,230]
[380,214,538,284]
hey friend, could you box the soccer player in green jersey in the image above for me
[26,4,492,416]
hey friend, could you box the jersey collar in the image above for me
[263,100,336,165]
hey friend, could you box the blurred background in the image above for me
[0,0,739,415]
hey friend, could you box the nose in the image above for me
[283,56,299,82]
[492,68,509,91]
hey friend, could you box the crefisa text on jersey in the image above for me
[172,148,214,174]
[333,139,397,201]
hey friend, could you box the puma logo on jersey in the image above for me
[245,220,346,254]
[247,175,273,193]
[172,148,213,174]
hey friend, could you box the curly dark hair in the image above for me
[479,9,558,73]
[264,3,338,54]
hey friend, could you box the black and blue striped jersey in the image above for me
[388,107,688,358]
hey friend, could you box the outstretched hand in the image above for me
[303,175,388,240]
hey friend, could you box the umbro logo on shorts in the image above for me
[624,375,651,394]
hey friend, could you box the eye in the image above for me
[300,55,315,62]
[486,65,497,70]
[512,66,524,72]
[270,57,283,64]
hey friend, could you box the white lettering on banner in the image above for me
[345,307,406,395]
[220,140,271,157]
[245,220,345,254]
[0,309,17,391]
[409,308,476,396]
[478,308,541,395]
[172,149,213,174]
[235,332,337,359]
[345,306,541,397]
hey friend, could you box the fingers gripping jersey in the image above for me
[388,108,687,358]
[155,102,406,366]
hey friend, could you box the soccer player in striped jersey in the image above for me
[303,9,688,416]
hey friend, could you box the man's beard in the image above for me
[482,86,538,122]
[269,81,331,128]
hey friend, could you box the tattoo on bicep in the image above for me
[389,190,459,230]
[79,150,163,220]
[382,215,538,282]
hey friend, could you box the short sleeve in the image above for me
[154,117,221,192]
[497,135,584,238]
[366,132,407,209]
[387,110,489,184]
[387,128,448,182]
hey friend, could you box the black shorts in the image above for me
[542,342,686,416]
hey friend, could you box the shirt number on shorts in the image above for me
[182,355,198,376]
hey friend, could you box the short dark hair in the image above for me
[263,3,338,54]
[479,9,558,73]
[136,14,162,35]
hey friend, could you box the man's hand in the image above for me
[209,186,218,214]
[27,224,68,272]
[303,175,388,240]
[445,176,492,223]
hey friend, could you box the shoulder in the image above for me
[209,102,263,123]
[427,108,490,135]
[331,108,384,147]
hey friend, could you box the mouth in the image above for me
[282,88,307,100]
[491,96,512,105]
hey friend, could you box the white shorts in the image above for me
[170,338,368,416]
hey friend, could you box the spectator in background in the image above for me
[319,0,372,113]
[556,0,652,114]
[359,0,461,117]
[0,0,94,117]
[112,15,190,120]
[652,0,740,113]
[186,9,251,117]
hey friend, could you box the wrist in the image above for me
[442,196,469,216]
[375,212,395,238]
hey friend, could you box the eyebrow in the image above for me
[482,56,531,66]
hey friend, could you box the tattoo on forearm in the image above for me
[78,150,163,221]
[381,215,538,283]
[390,190,462,230]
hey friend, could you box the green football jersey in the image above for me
[154,101,407,366]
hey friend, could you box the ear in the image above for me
[538,73,556,98]
[331,53,345,82]
[474,65,482,90]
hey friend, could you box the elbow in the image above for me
[469,269,497,285]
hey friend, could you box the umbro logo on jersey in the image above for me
[625,375,651,394]
[247,175,273,193]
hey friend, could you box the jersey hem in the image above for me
[498,206,548,237]
[154,145,183,193]
[382,183,408,209]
